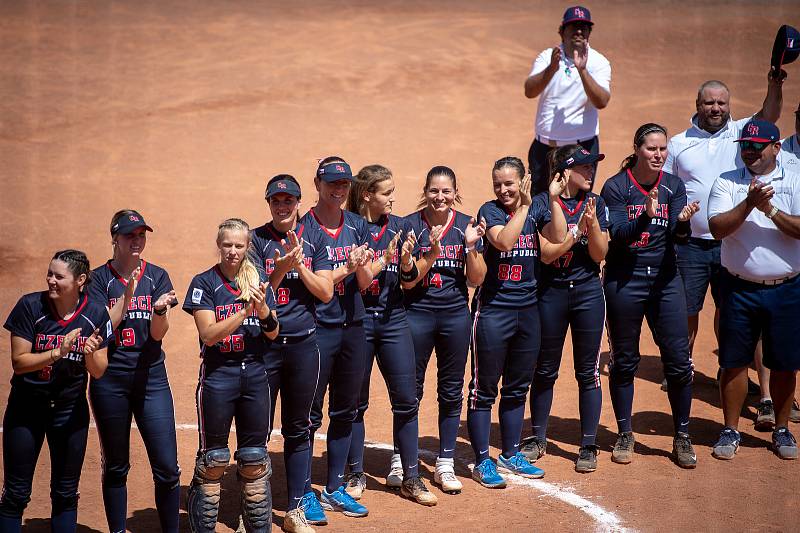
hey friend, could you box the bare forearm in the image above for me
[299,267,334,302]
[543,197,568,242]
[578,69,610,109]
[756,80,782,123]
[465,251,487,286]
[85,348,108,379]
[149,312,170,341]
[587,227,608,263]
[12,349,59,374]
[771,210,800,239]
[709,201,752,239]
[197,310,247,346]
[355,263,374,290]
[108,296,130,329]
[524,68,556,98]
[491,206,530,251]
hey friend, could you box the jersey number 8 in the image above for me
[497,264,523,281]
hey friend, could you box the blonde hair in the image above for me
[217,218,260,302]
[347,164,393,215]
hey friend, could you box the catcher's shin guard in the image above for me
[187,448,230,533]
[236,446,272,533]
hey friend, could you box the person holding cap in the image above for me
[708,119,800,461]
[298,157,375,522]
[524,5,611,195]
[521,145,608,473]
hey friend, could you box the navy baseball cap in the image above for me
[111,211,152,235]
[266,178,301,199]
[557,147,605,171]
[735,119,780,143]
[562,6,593,26]
[317,161,353,182]
[771,25,800,72]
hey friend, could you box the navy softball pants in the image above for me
[0,388,89,532]
[604,266,693,435]
[195,359,270,453]
[89,363,180,533]
[467,303,540,462]
[265,334,320,510]
[531,278,604,448]
[348,310,419,479]
[308,323,367,493]
[406,306,471,460]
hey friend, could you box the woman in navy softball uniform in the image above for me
[87,210,181,533]
[523,146,609,473]
[344,164,438,506]
[402,165,486,495]
[600,123,700,469]
[250,174,335,527]
[183,218,278,533]
[1,250,111,533]
[298,157,373,519]
[467,156,567,488]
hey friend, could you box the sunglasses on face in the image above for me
[739,141,769,151]
[568,23,592,32]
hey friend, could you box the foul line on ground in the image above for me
[1,422,629,532]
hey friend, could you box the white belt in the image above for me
[731,272,799,286]
[537,134,595,147]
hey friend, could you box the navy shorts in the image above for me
[718,270,800,371]
[676,237,721,315]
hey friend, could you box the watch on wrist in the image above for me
[766,205,779,219]
[570,226,580,240]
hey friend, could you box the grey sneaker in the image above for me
[344,471,366,500]
[575,445,598,473]
[520,435,547,462]
[755,400,776,431]
[386,454,403,489]
[771,427,798,460]
[611,432,635,464]
[673,433,697,469]
[712,427,741,460]
[790,399,800,424]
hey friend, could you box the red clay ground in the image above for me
[1,1,799,531]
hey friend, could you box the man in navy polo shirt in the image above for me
[708,119,800,461]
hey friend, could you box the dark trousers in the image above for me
[528,135,599,195]
[0,388,89,527]
[90,363,180,532]
[195,359,270,453]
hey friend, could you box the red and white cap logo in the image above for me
[746,124,759,136]
[335,164,345,172]
[129,215,140,222]
[278,182,287,189]
[574,7,585,17]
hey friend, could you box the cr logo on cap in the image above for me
[747,124,759,136]
[574,7,585,17]
[278,182,287,189]
[129,215,140,222]
[335,165,345,172]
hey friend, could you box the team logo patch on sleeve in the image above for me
[106,320,113,338]
[192,288,203,304]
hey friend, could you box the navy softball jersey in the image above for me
[601,169,693,437]
[602,169,690,269]
[251,222,333,336]
[182,266,275,363]
[299,209,369,325]
[88,260,174,369]
[362,214,408,314]
[541,193,609,283]
[403,209,481,311]
[475,195,551,307]
[4,292,112,396]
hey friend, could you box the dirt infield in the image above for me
[1,1,799,531]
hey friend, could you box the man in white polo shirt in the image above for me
[524,5,610,194]
[663,72,785,407]
[708,119,800,461]
[779,102,800,170]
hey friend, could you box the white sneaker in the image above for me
[434,457,462,494]
[386,453,403,488]
[284,507,314,533]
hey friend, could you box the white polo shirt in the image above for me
[779,134,800,171]
[530,43,611,142]
[707,165,800,280]
[664,115,753,240]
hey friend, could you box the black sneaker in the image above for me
[673,433,697,469]
[575,445,598,473]
[755,399,776,431]
[611,432,635,464]
[520,435,547,462]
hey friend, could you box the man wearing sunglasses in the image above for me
[663,71,786,408]
[524,6,611,195]
[707,119,800,461]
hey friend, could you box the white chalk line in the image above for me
[1,422,629,532]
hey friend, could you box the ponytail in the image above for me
[547,145,579,182]
[217,218,260,302]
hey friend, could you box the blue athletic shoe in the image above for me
[300,491,327,525]
[497,452,545,479]
[471,458,506,488]
[320,486,369,517]
[712,427,741,461]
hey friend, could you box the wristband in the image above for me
[154,306,168,316]
[260,313,278,333]
[378,255,387,269]
[399,261,419,283]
